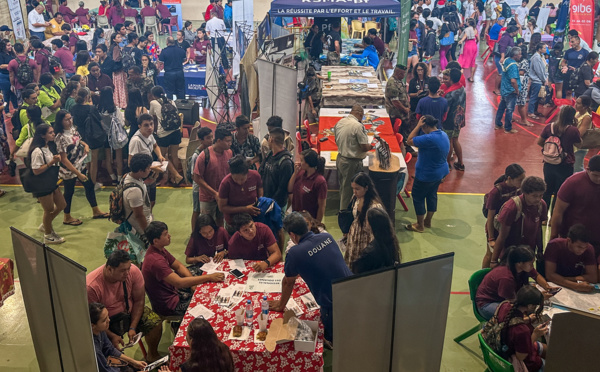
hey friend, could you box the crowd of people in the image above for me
[0,0,600,371]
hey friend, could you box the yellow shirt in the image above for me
[45,18,66,39]
[76,64,89,76]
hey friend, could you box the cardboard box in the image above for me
[264,311,318,353]
[293,320,318,352]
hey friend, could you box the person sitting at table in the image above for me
[142,221,225,317]
[185,214,230,271]
[354,28,385,57]
[287,149,327,222]
[486,285,548,372]
[89,302,148,371]
[123,1,139,18]
[193,28,211,65]
[87,250,163,362]
[350,36,380,70]
[227,213,282,272]
[76,1,91,26]
[159,318,234,372]
[270,212,351,346]
[45,12,67,40]
[476,245,555,320]
[58,0,77,24]
[544,224,598,292]
[218,154,263,230]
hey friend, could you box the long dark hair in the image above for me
[151,85,167,102]
[124,88,144,116]
[299,210,326,233]
[75,50,90,69]
[502,286,544,330]
[500,245,535,280]
[494,163,525,185]
[439,23,450,40]
[0,39,15,56]
[27,123,57,160]
[26,105,45,128]
[368,208,401,264]
[92,28,104,50]
[112,0,124,17]
[60,81,79,107]
[301,149,325,175]
[98,86,116,113]
[53,110,71,134]
[183,318,234,372]
[555,105,576,132]
[194,214,218,240]
[351,172,382,225]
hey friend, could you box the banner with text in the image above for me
[396,0,409,68]
[570,0,594,47]
[8,0,27,41]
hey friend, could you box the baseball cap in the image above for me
[498,17,506,21]
[0,26,13,31]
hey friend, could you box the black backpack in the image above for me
[16,57,34,86]
[445,12,460,33]
[501,2,512,19]
[160,98,181,131]
[569,64,584,89]
[11,106,24,140]
[39,48,61,69]
[121,46,136,72]
[84,108,108,149]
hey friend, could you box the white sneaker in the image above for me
[94,182,103,191]
[44,233,65,244]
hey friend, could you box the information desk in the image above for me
[168,260,324,371]
[43,28,113,50]
[319,65,385,107]
[318,108,405,170]
[157,65,207,97]
[0,258,15,308]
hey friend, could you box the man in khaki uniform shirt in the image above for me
[385,65,410,138]
[334,104,372,210]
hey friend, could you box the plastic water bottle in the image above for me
[261,295,269,316]
[245,300,253,327]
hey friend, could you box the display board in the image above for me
[545,312,600,371]
[333,253,454,372]
[11,228,97,372]
[270,0,401,17]
[7,0,27,40]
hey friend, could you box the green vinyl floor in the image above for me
[0,185,489,371]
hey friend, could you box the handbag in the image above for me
[14,124,33,158]
[580,128,600,149]
[19,151,60,194]
[538,85,546,98]
[104,225,148,265]
[108,281,132,336]
[337,198,356,234]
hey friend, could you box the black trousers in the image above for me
[163,70,185,100]
[542,161,573,215]
[63,177,98,214]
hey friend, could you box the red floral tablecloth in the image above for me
[318,116,402,153]
[168,261,324,371]
[0,258,15,308]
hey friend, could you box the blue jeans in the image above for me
[574,149,587,173]
[478,301,501,320]
[30,31,45,40]
[528,82,542,114]
[411,178,442,216]
[0,73,17,113]
[494,55,502,75]
[495,93,517,131]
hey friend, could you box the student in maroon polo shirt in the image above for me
[550,155,600,257]
[544,224,598,292]
[227,213,282,272]
[492,176,548,267]
[288,149,328,222]
[218,155,263,229]
[142,221,224,317]
[185,214,230,267]
[476,245,555,320]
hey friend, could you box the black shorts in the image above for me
[160,18,171,24]
[155,130,182,148]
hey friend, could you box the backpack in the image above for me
[102,112,128,150]
[121,46,136,71]
[15,57,34,86]
[108,176,145,224]
[569,64,584,90]
[481,301,526,358]
[160,98,181,131]
[445,12,460,33]
[484,1,493,18]
[187,147,209,184]
[501,2,512,19]
[542,124,565,165]
[11,106,24,140]
[84,108,108,149]
[493,195,543,233]
[39,48,61,69]
[482,183,519,217]
[388,17,397,32]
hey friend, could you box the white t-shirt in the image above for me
[28,10,46,32]
[464,2,476,19]
[515,5,529,25]
[149,99,177,138]
[31,147,56,170]
[429,17,444,31]
[522,26,541,43]
[205,18,226,38]
[122,173,153,235]
[129,131,156,156]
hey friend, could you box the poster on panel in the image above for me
[8,0,27,40]
[232,0,254,77]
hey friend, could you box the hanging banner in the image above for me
[569,0,594,48]
[8,0,27,41]
[396,0,409,68]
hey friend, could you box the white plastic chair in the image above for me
[97,15,110,29]
[125,16,141,35]
[143,16,159,36]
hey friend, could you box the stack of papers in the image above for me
[151,161,168,172]
[188,303,215,319]
[200,259,227,275]
[228,259,246,271]
[215,284,246,310]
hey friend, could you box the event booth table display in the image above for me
[548,283,600,319]
[0,258,15,308]
[168,260,324,371]
[158,64,208,97]
[43,28,113,50]
[319,66,385,107]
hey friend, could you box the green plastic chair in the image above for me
[453,268,491,343]
[478,333,515,372]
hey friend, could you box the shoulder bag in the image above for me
[14,124,33,158]
[19,149,60,194]
[108,281,132,336]
[337,197,356,234]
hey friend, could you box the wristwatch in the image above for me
[263,259,271,268]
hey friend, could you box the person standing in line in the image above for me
[492,24,516,96]
[158,37,186,100]
[405,115,450,233]
[514,45,532,127]
[259,127,294,211]
[527,42,548,120]
[560,35,589,97]
[97,86,125,183]
[495,47,521,134]
[0,40,17,116]
[334,104,372,210]
[108,33,128,108]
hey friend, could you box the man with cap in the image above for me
[385,65,411,147]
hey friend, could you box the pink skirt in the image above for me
[458,38,478,69]
[112,71,127,108]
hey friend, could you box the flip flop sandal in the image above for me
[93,213,110,219]
[405,224,424,233]
[63,219,83,226]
